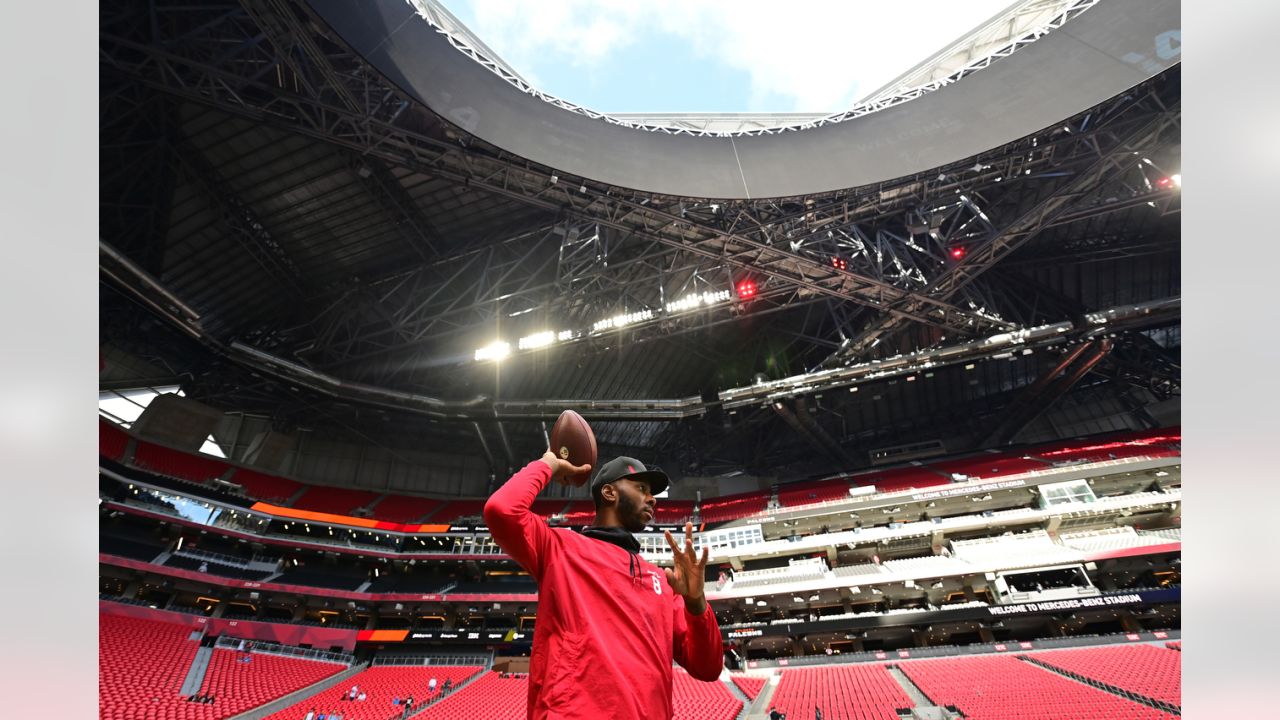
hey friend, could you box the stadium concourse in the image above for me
[99,0,1180,718]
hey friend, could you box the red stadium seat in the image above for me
[293,486,383,516]
[898,653,1176,720]
[265,665,482,720]
[133,441,229,484]
[99,613,344,720]
[370,495,445,524]
[1030,645,1180,708]
[730,673,767,701]
[230,468,303,503]
[100,418,130,461]
[768,664,910,720]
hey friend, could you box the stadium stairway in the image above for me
[1019,655,1181,716]
[179,646,215,697]
[720,671,752,720]
[228,662,369,720]
[743,674,781,720]
[886,665,933,708]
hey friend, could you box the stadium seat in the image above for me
[1030,645,1180,708]
[100,419,131,461]
[265,665,483,720]
[230,468,303,503]
[133,441,229,485]
[99,613,344,720]
[768,663,911,720]
[292,486,382,516]
[730,672,767,700]
[898,653,1176,719]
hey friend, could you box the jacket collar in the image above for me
[579,524,640,553]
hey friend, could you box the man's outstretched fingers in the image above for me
[664,529,680,554]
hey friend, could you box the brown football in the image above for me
[549,409,597,486]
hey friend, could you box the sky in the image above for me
[437,0,1017,114]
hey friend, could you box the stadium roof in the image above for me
[99,0,1180,492]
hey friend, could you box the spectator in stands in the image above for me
[429,677,437,693]
[485,451,724,719]
[198,561,208,572]
[357,691,366,702]
[304,709,316,720]
[769,709,783,720]
[442,679,452,693]
[815,706,823,720]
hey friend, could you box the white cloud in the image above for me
[448,0,1015,112]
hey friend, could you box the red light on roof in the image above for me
[1157,177,1171,186]
[950,247,966,260]
[736,280,757,300]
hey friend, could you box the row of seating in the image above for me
[767,663,911,720]
[410,668,739,720]
[103,420,1180,527]
[196,648,344,716]
[730,673,767,700]
[99,613,344,720]
[100,611,1181,720]
[133,440,230,486]
[898,653,1175,719]
[1030,645,1181,708]
[265,665,482,720]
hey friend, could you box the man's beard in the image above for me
[618,490,648,533]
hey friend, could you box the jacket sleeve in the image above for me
[671,594,725,681]
[483,460,556,580]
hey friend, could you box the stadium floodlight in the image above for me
[518,331,556,350]
[664,289,732,314]
[475,341,511,362]
[557,329,576,342]
[592,309,654,332]
[1171,173,1181,188]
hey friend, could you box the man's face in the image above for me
[613,478,656,532]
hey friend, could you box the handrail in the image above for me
[372,655,489,666]
[737,454,1179,520]
[213,635,352,665]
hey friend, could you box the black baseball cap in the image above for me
[591,456,670,497]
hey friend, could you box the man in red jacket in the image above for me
[484,451,725,719]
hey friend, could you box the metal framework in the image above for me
[99,0,1180,472]
[100,0,1178,372]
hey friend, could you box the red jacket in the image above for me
[484,461,725,719]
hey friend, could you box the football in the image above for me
[549,409,597,486]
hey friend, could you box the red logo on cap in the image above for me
[627,465,636,473]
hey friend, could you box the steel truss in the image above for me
[100,0,1179,386]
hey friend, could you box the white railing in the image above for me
[731,453,1177,521]
[374,655,489,667]
[214,636,352,665]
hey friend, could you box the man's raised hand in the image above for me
[539,450,592,486]
[663,521,709,614]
